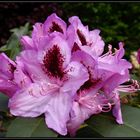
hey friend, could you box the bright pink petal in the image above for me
[69,16,105,58]
[31,23,49,50]
[44,35,71,69]
[67,92,102,136]
[0,79,18,97]
[0,53,16,79]
[71,50,97,69]
[112,91,123,124]
[20,36,33,50]
[69,16,89,47]
[0,53,17,97]
[98,45,132,75]
[71,51,114,94]
[90,29,105,56]
[62,61,89,95]
[9,82,57,117]
[67,102,91,136]
[116,42,125,59]
[102,70,130,93]
[16,50,48,82]
[43,13,67,35]
[45,91,72,136]
[13,66,32,88]
[66,24,75,49]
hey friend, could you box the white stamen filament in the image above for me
[100,44,121,59]
[117,80,140,93]
[40,82,60,96]
[98,103,112,112]
[79,92,115,113]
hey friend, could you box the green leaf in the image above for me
[0,93,8,111]
[0,23,31,60]
[10,23,30,37]
[75,126,103,138]
[130,74,140,82]
[6,117,58,137]
[86,105,140,137]
[0,117,14,138]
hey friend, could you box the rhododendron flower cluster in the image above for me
[0,13,139,136]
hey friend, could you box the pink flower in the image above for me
[67,43,133,136]
[20,13,67,51]
[67,16,105,58]
[0,53,19,97]
[98,42,132,75]
[0,13,138,137]
[137,48,140,64]
[9,34,89,135]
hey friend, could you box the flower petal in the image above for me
[69,16,89,46]
[98,45,132,75]
[31,23,50,50]
[112,91,123,124]
[9,82,54,117]
[16,50,48,82]
[67,102,91,136]
[102,70,130,93]
[20,36,33,50]
[71,50,97,69]
[13,66,32,88]
[44,35,71,69]
[62,61,89,94]
[45,91,72,135]
[90,29,105,56]
[67,92,101,137]
[66,24,75,49]
[43,13,66,35]
[0,79,18,97]
[71,51,112,93]
[0,53,16,79]
[0,53,17,97]
[69,16,105,58]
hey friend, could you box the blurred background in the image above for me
[0,2,140,58]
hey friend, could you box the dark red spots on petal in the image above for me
[78,78,101,92]
[77,29,87,46]
[72,42,81,53]
[78,79,94,92]
[9,64,16,73]
[43,45,65,80]
[77,65,101,94]
[49,22,63,33]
